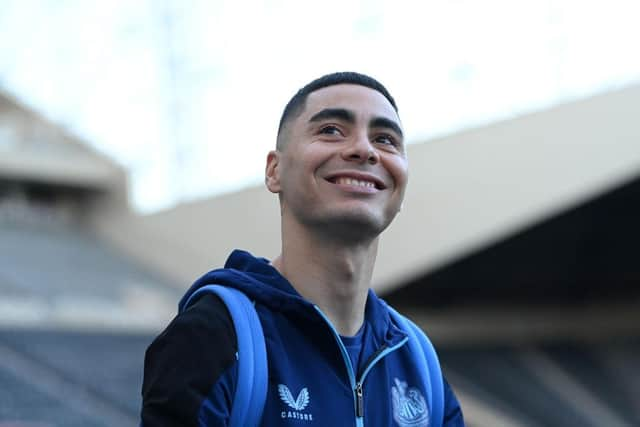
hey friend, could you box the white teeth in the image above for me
[335,177,376,188]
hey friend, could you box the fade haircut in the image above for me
[276,71,398,150]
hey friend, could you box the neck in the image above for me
[271,216,378,336]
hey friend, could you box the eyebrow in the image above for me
[308,108,403,138]
[308,108,355,124]
[370,117,403,139]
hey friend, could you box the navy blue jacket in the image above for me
[142,250,464,426]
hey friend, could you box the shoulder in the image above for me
[144,292,238,371]
[168,292,236,343]
[443,376,466,426]
[141,293,238,426]
[385,305,466,425]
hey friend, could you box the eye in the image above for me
[374,134,396,146]
[319,125,343,136]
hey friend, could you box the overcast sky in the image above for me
[1,0,639,212]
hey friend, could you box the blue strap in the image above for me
[387,307,444,427]
[184,285,268,427]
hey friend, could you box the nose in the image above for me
[341,132,379,165]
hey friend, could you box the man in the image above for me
[141,72,465,426]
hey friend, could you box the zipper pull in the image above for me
[355,382,364,417]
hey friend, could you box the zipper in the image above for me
[355,382,364,417]
[314,306,409,426]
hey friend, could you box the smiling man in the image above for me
[141,72,465,427]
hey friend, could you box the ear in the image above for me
[265,150,281,193]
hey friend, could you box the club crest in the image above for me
[391,378,429,427]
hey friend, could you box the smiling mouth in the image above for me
[327,176,384,190]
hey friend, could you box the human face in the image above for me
[266,84,408,239]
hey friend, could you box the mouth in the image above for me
[325,173,386,190]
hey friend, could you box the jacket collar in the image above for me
[179,249,407,348]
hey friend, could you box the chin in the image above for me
[313,210,392,241]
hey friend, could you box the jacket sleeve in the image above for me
[141,293,238,427]
[442,376,465,427]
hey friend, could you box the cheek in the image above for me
[386,157,409,190]
[280,160,315,196]
[280,144,338,192]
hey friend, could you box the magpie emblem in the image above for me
[391,378,429,427]
[278,384,310,411]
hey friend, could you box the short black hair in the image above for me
[276,71,398,149]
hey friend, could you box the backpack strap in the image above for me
[387,306,445,427]
[184,285,268,427]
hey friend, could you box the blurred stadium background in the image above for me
[2,83,639,426]
[1,2,640,426]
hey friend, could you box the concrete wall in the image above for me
[95,83,640,291]
[0,92,125,193]
[92,186,281,286]
[376,82,640,293]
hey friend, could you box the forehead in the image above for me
[300,84,400,124]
